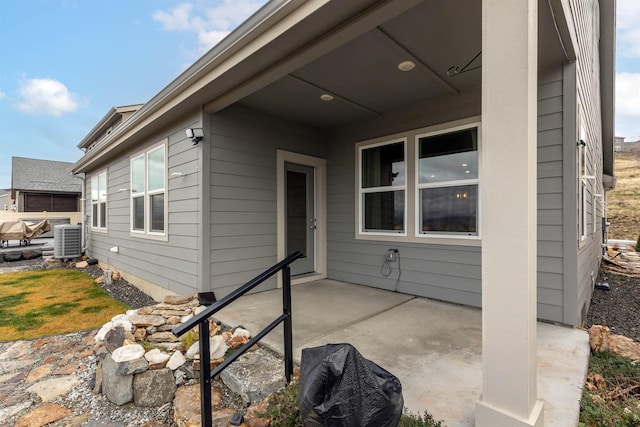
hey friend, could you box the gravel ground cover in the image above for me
[586,263,640,342]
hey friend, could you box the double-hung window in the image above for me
[91,171,107,230]
[131,142,166,237]
[357,119,480,242]
[417,126,479,236]
[359,139,406,234]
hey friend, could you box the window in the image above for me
[131,142,166,237]
[578,116,587,242]
[91,171,107,230]
[359,140,406,234]
[356,119,481,242]
[417,127,478,236]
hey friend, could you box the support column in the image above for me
[475,0,544,426]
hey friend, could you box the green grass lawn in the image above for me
[580,351,640,427]
[0,269,129,341]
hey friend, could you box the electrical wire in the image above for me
[380,250,402,292]
[394,251,402,292]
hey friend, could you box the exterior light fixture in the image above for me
[398,61,415,72]
[186,128,204,144]
[320,93,334,102]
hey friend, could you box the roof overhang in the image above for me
[71,0,338,173]
[71,0,571,174]
[599,0,616,178]
[77,104,144,149]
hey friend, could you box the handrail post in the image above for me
[283,265,293,384]
[199,320,212,427]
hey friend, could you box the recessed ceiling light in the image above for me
[465,170,471,174]
[320,93,334,102]
[398,61,415,72]
[462,163,468,167]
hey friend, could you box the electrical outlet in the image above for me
[386,249,397,262]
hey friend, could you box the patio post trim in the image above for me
[476,0,544,425]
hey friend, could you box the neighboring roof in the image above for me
[77,104,144,149]
[11,157,82,193]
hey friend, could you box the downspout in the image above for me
[74,172,88,253]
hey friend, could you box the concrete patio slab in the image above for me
[215,279,590,426]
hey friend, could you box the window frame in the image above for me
[357,138,407,236]
[578,113,588,242]
[415,123,480,239]
[130,140,168,241]
[354,117,482,246]
[90,170,108,232]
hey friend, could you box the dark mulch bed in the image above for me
[586,262,640,342]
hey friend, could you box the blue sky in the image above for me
[1,0,638,190]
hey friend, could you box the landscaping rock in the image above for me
[589,325,640,360]
[105,327,126,352]
[210,335,228,359]
[15,402,71,427]
[128,314,166,327]
[220,348,285,404]
[146,331,179,343]
[133,368,176,407]
[144,348,171,369]
[26,375,79,402]
[112,344,145,363]
[173,384,223,427]
[245,399,271,427]
[167,350,186,371]
[164,295,195,305]
[22,249,41,260]
[5,251,22,261]
[102,354,133,405]
[76,260,89,268]
[26,364,53,382]
[115,357,149,376]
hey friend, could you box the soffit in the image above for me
[238,0,566,130]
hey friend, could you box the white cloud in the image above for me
[152,3,193,31]
[153,0,267,55]
[617,0,640,58]
[616,72,640,139]
[0,91,6,100]
[15,78,79,116]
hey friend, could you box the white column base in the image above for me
[476,398,544,427]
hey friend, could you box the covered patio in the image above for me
[216,279,590,426]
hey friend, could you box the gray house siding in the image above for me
[207,105,326,298]
[572,0,605,325]
[536,65,566,323]
[85,111,202,298]
[326,68,571,323]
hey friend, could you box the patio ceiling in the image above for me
[235,0,565,130]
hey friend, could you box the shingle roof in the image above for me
[11,157,82,193]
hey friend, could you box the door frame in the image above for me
[277,150,326,285]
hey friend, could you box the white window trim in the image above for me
[355,116,482,246]
[578,114,587,243]
[90,170,108,232]
[415,122,481,240]
[130,140,168,241]
[357,138,408,237]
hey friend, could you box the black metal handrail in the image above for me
[173,251,303,427]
